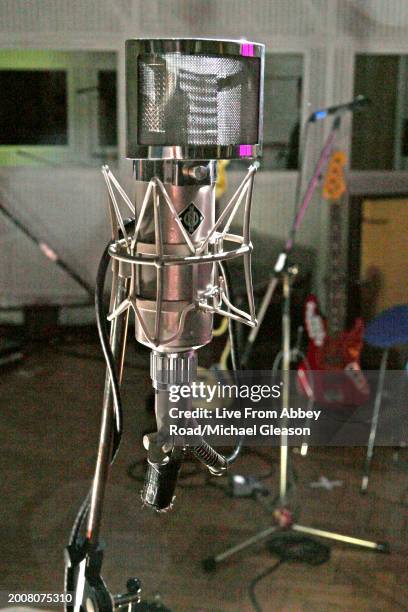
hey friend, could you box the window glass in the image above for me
[0,70,67,145]
[229,53,303,171]
[0,50,118,167]
[352,54,405,171]
[98,70,117,148]
[263,54,303,171]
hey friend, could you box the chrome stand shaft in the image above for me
[87,270,130,545]
[361,348,389,493]
[279,271,291,503]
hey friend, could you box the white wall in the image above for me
[1,0,408,319]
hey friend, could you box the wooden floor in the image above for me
[0,339,407,611]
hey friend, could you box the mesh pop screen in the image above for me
[136,53,260,146]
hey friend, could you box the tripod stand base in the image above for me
[202,523,389,572]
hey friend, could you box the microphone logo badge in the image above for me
[179,202,204,234]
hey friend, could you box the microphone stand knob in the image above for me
[126,578,142,593]
[113,577,142,609]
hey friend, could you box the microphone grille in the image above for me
[126,39,264,160]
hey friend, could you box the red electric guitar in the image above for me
[297,151,369,407]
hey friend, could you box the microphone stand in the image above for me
[64,36,266,612]
[64,161,261,611]
[202,114,389,574]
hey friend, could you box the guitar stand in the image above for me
[202,262,389,574]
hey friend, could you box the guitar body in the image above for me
[298,295,369,407]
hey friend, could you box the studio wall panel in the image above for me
[1,0,408,315]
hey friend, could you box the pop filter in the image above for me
[126,38,264,159]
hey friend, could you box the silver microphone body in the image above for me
[133,160,216,352]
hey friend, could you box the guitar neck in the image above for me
[327,199,347,335]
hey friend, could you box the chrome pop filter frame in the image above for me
[126,38,265,160]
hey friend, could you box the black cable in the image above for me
[92,217,135,463]
[65,243,118,559]
[64,231,131,610]
[66,243,117,555]
[266,534,330,564]
[248,560,282,612]
[219,260,243,465]
[95,242,125,461]
[66,222,134,548]
[249,534,330,612]
[68,490,92,547]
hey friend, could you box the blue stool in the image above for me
[362,304,408,492]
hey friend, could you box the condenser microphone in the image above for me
[65,38,264,612]
[309,94,370,122]
[103,38,264,510]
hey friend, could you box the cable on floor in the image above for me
[248,533,330,612]
[248,560,282,612]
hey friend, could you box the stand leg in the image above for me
[202,518,390,572]
[86,272,130,546]
[202,526,279,571]
[292,524,389,552]
[361,349,388,493]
